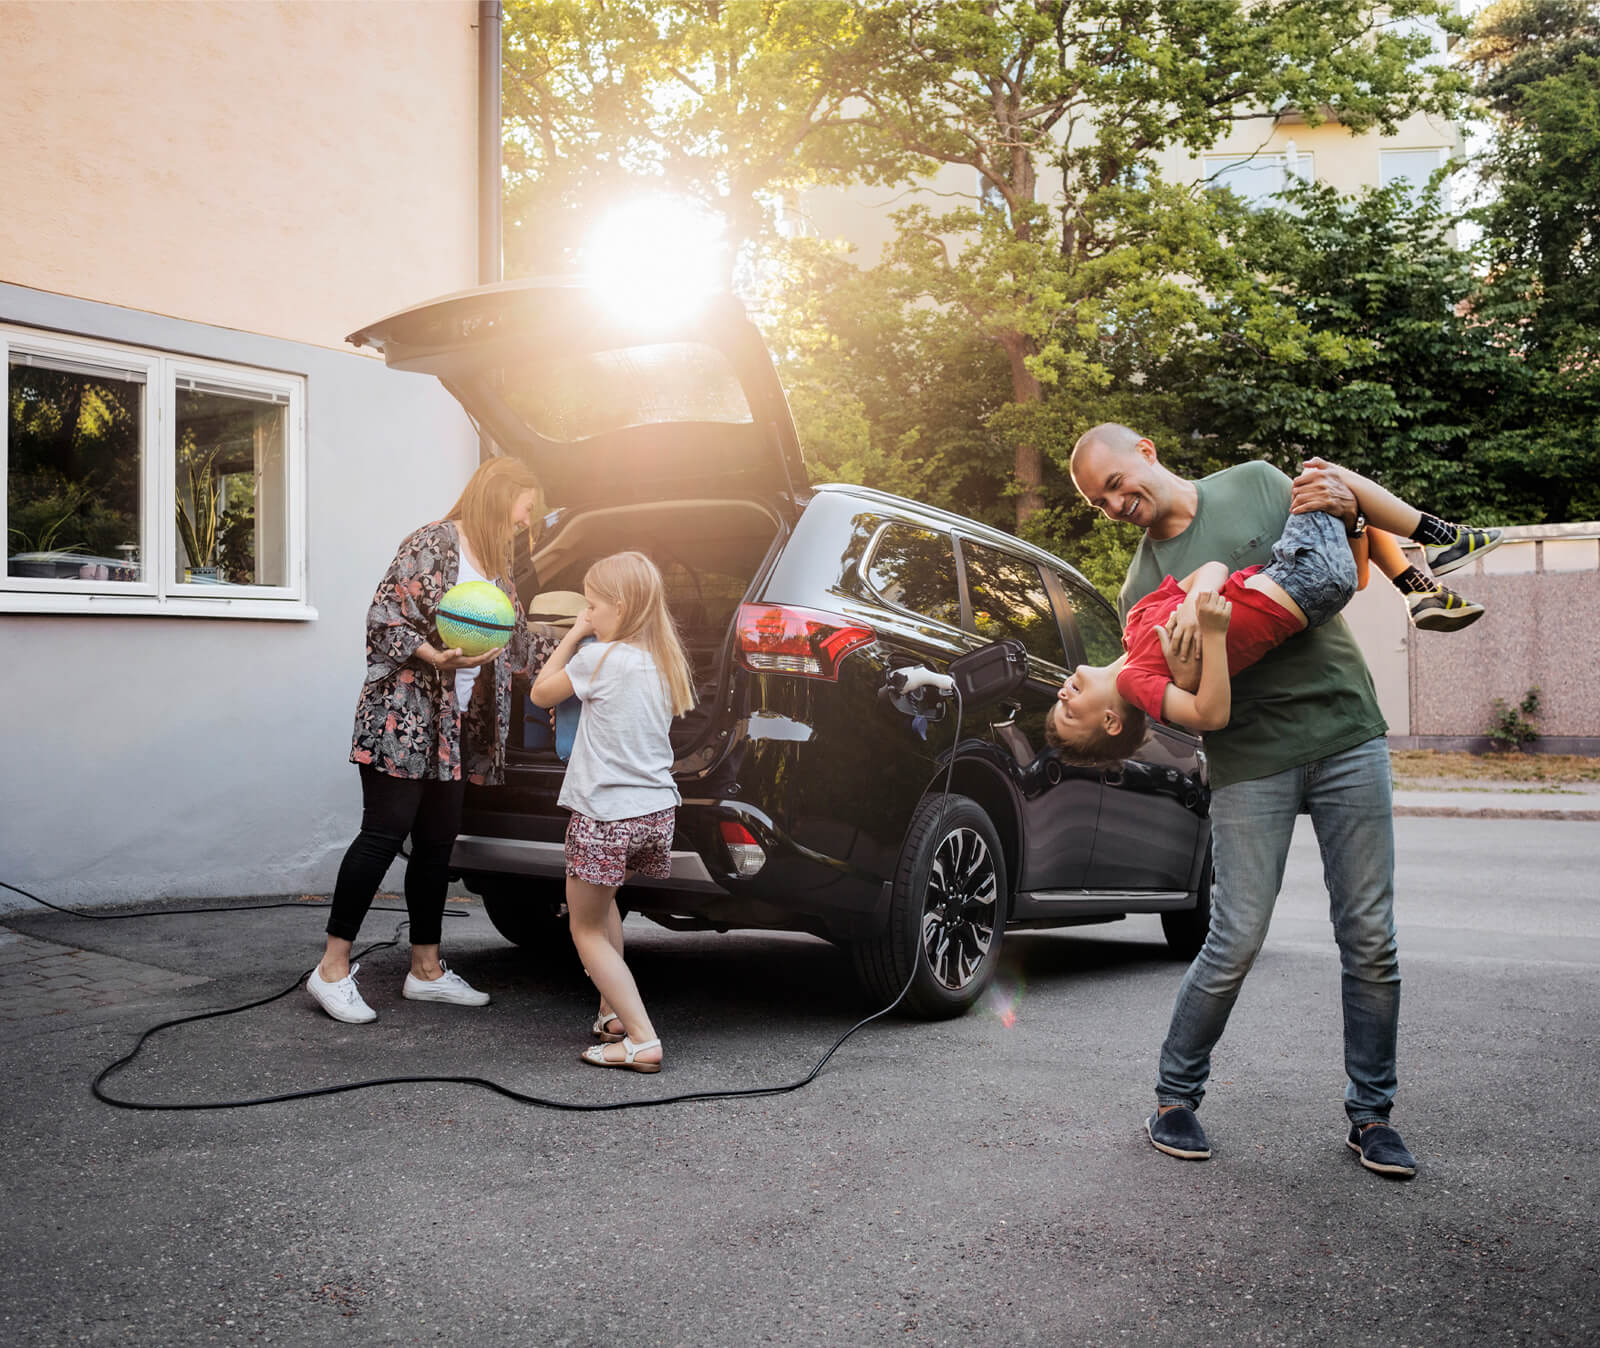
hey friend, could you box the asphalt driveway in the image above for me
[2,815,1597,1346]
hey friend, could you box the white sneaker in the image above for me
[402,960,490,1006]
[306,962,377,1024]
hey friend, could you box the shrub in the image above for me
[1487,687,1541,752]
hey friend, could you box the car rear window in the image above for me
[499,341,753,442]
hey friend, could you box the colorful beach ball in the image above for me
[436,580,515,657]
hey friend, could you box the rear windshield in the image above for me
[499,341,753,443]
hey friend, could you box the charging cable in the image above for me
[8,675,964,1114]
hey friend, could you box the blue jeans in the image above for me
[1156,736,1401,1124]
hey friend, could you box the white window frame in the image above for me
[2,324,312,619]
[1202,150,1315,208]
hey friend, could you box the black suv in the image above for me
[348,280,1212,1017]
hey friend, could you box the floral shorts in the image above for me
[565,808,676,887]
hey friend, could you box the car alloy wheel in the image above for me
[921,826,999,991]
[848,792,1009,1019]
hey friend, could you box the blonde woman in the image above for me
[307,457,558,1024]
[530,551,696,1072]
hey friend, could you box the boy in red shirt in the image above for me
[1046,466,1500,760]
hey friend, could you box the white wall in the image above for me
[1,284,478,908]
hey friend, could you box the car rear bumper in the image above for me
[451,796,890,940]
[452,834,723,891]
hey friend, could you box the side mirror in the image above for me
[947,639,1029,703]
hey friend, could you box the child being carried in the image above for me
[1047,464,1502,761]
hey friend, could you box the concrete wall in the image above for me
[1345,525,1600,753]
[0,0,481,350]
[0,285,478,909]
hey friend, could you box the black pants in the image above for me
[326,766,466,947]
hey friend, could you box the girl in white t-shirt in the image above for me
[530,551,696,1072]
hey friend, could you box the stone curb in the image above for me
[1394,806,1600,821]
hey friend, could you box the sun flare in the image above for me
[582,194,729,326]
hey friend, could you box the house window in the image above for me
[1380,148,1450,208]
[1203,151,1314,209]
[3,325,307,616]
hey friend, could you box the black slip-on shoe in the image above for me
[1146,1107,1211,1160]
[1347,1122,1417,1178]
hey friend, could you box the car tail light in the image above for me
[735,603,875,680]
[719,820,767,877]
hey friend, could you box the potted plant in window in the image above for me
[175,431,224,582]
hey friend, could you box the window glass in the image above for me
[1379,148,1449,207]
[1203,152,1313,209]
[4,324,306,614]
[500,341,752,442]
[1053,571,1124,666]
[6,352,144,583]
[173,380,289,586]
[864,524,961,625]
[961,541,1066,666]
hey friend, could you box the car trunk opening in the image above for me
[510,497,786,770]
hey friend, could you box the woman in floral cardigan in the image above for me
[306,457,559,1024]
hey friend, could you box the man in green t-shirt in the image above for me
[1070,422,1416,1180]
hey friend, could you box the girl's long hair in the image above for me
[444,456,543,581]
[583,551,697,717]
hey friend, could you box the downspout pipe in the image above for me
[478,1,503,286]
[477,1,503,461]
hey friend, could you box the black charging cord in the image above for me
[8,688,965,1114]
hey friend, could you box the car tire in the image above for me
[1161,845,1213,959]
[461,872,570,952]
[850,792,1009,1020]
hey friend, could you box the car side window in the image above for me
[960,541,1067,668]
[1053,571,1123,666]
[863,524,961,626]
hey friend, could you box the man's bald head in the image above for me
[1069,423,1148,479]
[1070,423,1192,536]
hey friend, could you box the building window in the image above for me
[1203,151,1314,209]
[1380,147,1450,208]
[3,325,307,616]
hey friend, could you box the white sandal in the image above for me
[579,1035,662,1074]
[591,1012,624,1043]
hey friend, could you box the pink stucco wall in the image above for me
[1346,528,1600,748]
[1411,567,1600,741]
[0,0,481,350]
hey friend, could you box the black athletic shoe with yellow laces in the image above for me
[1424,526,1503,577]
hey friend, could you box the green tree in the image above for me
[810,0,1470,528]
[501,1,873,279]
[1153,181,1531,523]
[1462,0,1600,521]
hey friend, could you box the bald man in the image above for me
[1070,424,1416,1180]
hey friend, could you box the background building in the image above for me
[2,0,490,906]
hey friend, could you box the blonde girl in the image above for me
[530,551,695,1072]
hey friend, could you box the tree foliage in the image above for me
[501,1,1599,597]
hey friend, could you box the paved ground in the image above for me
[2,815,1597,1346]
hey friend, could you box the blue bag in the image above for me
[554,636,594,761]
